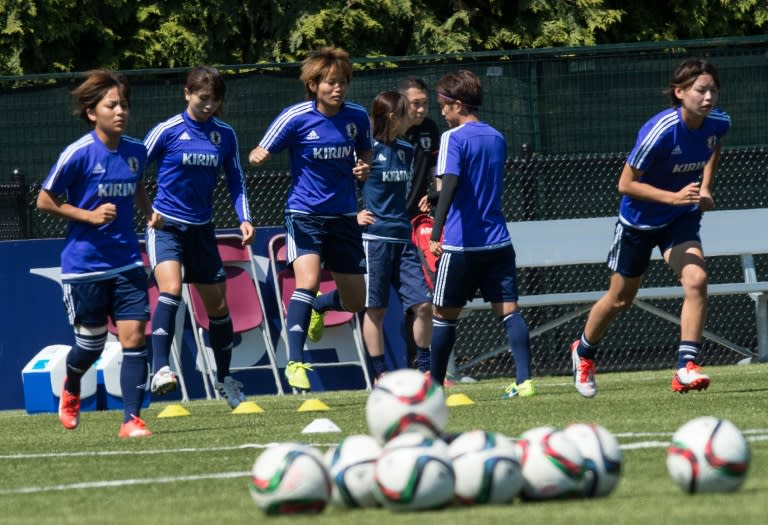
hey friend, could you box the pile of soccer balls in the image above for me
[248,369,750,515]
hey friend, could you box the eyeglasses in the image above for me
[409,100,429,109]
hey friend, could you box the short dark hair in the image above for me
[397,77,428,93]
[71,69,130,126]
[435,70,482,112]
[664,58,720,107]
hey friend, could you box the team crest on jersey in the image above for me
[420,136,432,150]
[707,135,718,150]
[397,149,406,163]
[127,157,140,172]
[346,122,358,139]
[209,130,222,145]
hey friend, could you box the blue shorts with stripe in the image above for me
[432,244,519,308]
[62,266,149,327]
[285,213,366,274]
[364,239,432,310]
[145,219,226,284]
[608,210,702,278]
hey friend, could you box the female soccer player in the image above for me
[570,58,730,398]
[248,47,372,392]
[357,91,433,380]
[428,70,535,398]
[37,69,159,437]
[144,65,254,408]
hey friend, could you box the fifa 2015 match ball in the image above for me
[324,434,382,508]
[563,422,623,497]
[365,368,448,444]
[373,432,455,511]
[666,416,750,494]
[518,426,586,500]
[448,429,523,505]
[249,442,331,515]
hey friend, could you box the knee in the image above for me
[412,302,433,320]
[681,267,708,296]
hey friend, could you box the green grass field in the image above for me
[1,364,766,525]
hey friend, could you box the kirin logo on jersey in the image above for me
[209,130,222,145]
[98,182,136,197]
[346,122,358,139]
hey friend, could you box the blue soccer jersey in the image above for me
[144,111,251,225]
[620,106,731,228]
[435,121,511,251]
[42,131,147,282]
[361,138,414,242]
[259,100,372,216]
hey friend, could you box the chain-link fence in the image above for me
[3,36,768,379]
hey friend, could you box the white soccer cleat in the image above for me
[672,361,710,393]
[571,339,597,398]
[150,365,178,395]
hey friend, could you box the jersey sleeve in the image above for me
[222,128,252,224]
[259,106,297,154]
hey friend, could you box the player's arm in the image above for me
[698,143,722,211]
[428,173,458,256]
[248,145,271,166]
[617,162,703,207]
[353,149,372,182]
[134,182,163,229]
[36,189,116,225]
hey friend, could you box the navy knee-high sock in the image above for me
[120,346,149,422]
[286,288,314,363]
[65,330,107,394]
[677,340,701,369]
[430,317,457,385]
[502,311,532,384]
[151,292,181,371]
[208,313,234,382]
[314,290,343,312]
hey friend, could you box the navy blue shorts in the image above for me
[432,245,520,308]
[145,219,225,284]
[63,266,150,327]
[608,210,702,278]
[364,239,432,310]
[285,213,366,274]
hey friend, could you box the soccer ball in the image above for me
[563,422,623,497]
[324,434,382,508]
[365,368,448,444]
[518,426,585,500]
[666,416,750,493]
[448,429,523,504]
[249,442,331,515]
[373,432,455,511]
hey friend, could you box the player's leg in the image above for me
[399,243,433,373]
[145,224,183,394]
[362,240,394,379]
[59,281,110,430]
[113,267,152,437]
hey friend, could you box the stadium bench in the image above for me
[463,208,768,363]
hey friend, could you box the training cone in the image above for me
[297,399,330,412]
[301,417,342,434]
[445,393,475,407]
[156,404,191,418]
[232,401,264,414]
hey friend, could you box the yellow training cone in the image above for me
[156,404,191,418]
[232,401,264,414]
[445,393,475,407]
[297,399,330,412]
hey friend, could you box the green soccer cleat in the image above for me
[500,378,537,399]
[285,361,313,392]
[307,291,326,342]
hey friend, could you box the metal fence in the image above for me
[3,36,768,379]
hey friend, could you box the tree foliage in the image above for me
[1,0,767,75]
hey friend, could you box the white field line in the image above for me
[1,430,766,495]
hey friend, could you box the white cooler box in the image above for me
[21,344,98,415]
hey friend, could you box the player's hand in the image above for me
[357,209,375,226]
[147,212,164,229]
[698,191,715,211]
[248,146,270,167]
[90,203,117,225]
[418,194,432,213]
[429,239,442,257]
[240,221,255,245]
[675,182,701,206]
[353,158,370,181]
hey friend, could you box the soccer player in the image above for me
[428,70,535,398]
[37,69,159,437]
[143,65,254,408]
[397,77,441,374]
[357,91,433,380]
[248,47,372,392]
[570,58,730,398]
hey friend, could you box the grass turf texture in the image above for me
[1,363,766,525]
